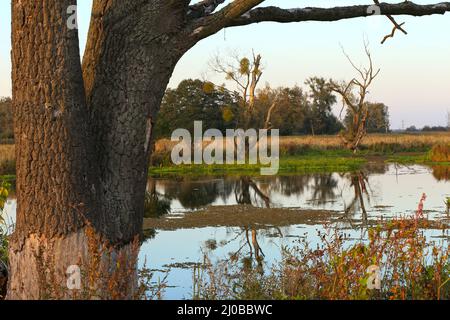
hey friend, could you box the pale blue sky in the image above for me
[0,0,449,129]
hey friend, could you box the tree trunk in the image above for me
[8,0,189,299]
[81,0,186,243]
[8,0,102,299]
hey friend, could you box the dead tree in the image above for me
[330,43,380,152]
[211,51,264,126]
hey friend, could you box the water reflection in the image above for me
[149,164,449,220]
[343,171,370,224]
[433,166,449,181]
[2,164,449,299]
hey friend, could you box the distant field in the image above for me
[279,132,450,150]
[1,132,449,177]
[153,132,450,159]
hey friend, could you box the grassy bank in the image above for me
[150,133,449,175]
[387,143,450,166]
[149,152,366,176]
[153,132,450,160]
[1,133,449,177]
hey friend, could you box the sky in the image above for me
[0,0,449,129]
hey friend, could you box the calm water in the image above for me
[2,163,449,299]
[139,164,449,299]
[148,164,449,219]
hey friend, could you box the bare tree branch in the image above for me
[373,0,408,44]
[330,42,380,152]
[184,1,450,46]
[226,2,450,27]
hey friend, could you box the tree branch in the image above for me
[188,0,265,41]
[225,2,450,27]
[187,0,226,19]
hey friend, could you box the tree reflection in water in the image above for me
[432,166,449,181]
[342,171,371,225]
[233,176,271,273]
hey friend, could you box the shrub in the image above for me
[430,143,450,162]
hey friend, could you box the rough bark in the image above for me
[9,0,192,299]
[8,0,101,299]
[11,0,98,243]
[81,0,189,243]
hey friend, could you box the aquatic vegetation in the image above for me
[0,180,10,299]
[144,191,171,219]
[192,196,450,300]
[149,155,366,176]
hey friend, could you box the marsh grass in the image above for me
[0,145,15,176]
[149,155,366,177]
[430,143,450,162]
[192,195,450,300]
[30,224,168,300]
[193,217,450,300]
[150,133,450,168]
[149,133,450,175]
[280,132,450,152]
[0,180,10,299]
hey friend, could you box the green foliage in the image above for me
[344,102,390,134]
[305,77,342,135]
[155,74,348,138]
[0,181,9,212]
[144,191,171,218]
[250,78,342,135]
[239,58,250,75]
[153,79,240,138]
[0,180,10,265]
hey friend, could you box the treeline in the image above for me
[0,83,392,143]
[154,78,390,138]
[405,125,449,132]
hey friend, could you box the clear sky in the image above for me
[0,0,449,129]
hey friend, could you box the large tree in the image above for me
[8,0,450,299]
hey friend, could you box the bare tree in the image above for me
[211,51,283,130]
[9,0,450,298]
[330,43,380,152]
[211,51,264,126]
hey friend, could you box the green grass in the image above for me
[386,153,450,166]
[149,154,366,177]
[0,175,15,181]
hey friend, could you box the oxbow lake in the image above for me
[2,163,449,299]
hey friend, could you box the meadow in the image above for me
[149,132,450,175]
[1,133,449,178]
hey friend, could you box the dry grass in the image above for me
[0,144,15,175]
[194,216,450,300]
[279,132,450,153]
[155,132,450,152]
[430,143,450,162]
[152,132,450,166]
[2,133,449,174]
